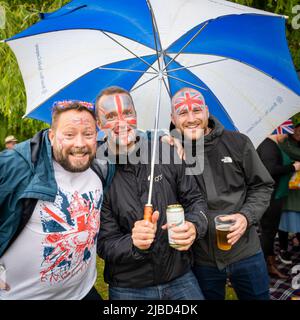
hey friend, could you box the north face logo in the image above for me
[221,156,233,163]
[148,174,163,182]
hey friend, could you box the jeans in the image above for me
[193,251,270,300]
[109,270,204,300]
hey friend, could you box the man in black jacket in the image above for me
[170,87,274,300]
[95,86,208,300]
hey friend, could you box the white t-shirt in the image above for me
[0,161,103,300]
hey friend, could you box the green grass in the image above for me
[225,285,238,300]
[95,257,109,299]
[95,258,237,300]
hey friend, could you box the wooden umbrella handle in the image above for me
[144,204,153,222]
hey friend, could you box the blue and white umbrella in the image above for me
[3,0,300,148]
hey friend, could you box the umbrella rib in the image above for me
[162,77,171,99]
[146,0,163,69]
[98,67,157,75]
[163,21,209,71]
[166,74,207,91]
[147,76,163,205]
[166,58,228,73]
[130,74,159,93]
[101,30,158,73]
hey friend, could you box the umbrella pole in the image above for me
[146,71,163,209]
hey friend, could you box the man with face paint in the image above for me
[170,87,274,300]
[0,101,108,300]
[96,86,208,300]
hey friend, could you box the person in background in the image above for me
[277,113,300,264]
[257,131,300,278]
[4,135,18,150]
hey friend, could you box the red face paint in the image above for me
[174,90,206,115]
[99,93,137,147]
[99,94,137,129]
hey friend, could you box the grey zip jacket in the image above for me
[192,117,274,269]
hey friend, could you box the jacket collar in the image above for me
[170,115,224,149]
[14,129,57,201]
[204,116,224,148]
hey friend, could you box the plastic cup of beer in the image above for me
[214,215,235,251]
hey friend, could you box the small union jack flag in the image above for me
[272,119,294,135]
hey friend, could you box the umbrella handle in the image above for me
[144,204,153,222]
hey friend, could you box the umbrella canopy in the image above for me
[4,0,300,147]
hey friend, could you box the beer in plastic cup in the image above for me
[214,215,235,251]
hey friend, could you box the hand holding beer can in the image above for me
[214,215,236,251]
[166,204,185,248]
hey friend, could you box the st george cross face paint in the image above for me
[98,93,137,148]
[171,88,209,141]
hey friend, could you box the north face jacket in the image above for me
[97,138,208,288]
[192,117,274,270]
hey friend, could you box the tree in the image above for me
[0,0,69,150]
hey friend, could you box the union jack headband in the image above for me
[52,100,95,114]
[173,90,206,112]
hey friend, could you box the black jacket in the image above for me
[191,117,274,269]
[256,137,295,192]
[97,138,208,288]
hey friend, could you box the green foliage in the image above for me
[96,257,109,299]
[0,0,69,150]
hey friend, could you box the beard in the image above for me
[52,145,95,172]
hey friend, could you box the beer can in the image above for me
[166,204,185,248]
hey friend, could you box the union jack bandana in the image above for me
[174,90,206,113]
[52,100,95,113]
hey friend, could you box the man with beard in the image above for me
[0,101,105,300]
[95,86,208,300]
[169,87,274,300]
